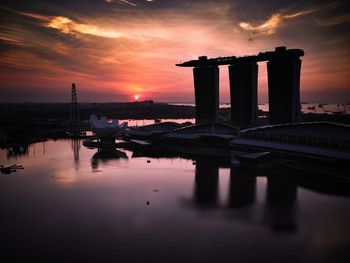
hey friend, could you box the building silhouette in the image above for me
[70,83,80,123]
[177,46,304,127]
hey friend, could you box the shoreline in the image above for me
[1,102,350,147]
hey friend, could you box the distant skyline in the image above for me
[0,0,349,103]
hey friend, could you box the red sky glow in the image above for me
[0,0,349,103]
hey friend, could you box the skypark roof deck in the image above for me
[176,46,304,67]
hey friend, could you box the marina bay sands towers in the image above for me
[193,57,220,124]
[267,51,302,124]
[229,62,258,127]
[177,46,304,127]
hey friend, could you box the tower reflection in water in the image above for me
[193,158,219,207]
[229,167,256,208]
[71,139,80,163]
[6,144,29,159]
[192,157,297,233]
[263,175,297,232]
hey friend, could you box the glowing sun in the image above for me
[133,94,141,101]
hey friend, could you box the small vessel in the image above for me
[0,164,24,174]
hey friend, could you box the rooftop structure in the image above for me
[176,46,304,67]
[231,122,350,161]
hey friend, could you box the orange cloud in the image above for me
[17,11,122,39]
[17,11,50,21]
[46,16,122,38]
[239,2,339,36]
[106,0,137,6]
[239,9,314,35]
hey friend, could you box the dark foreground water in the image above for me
[1,140,349,263]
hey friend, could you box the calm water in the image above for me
[170,103,350,114]
[1,140,350,262]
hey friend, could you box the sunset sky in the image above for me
[0,0,349,103]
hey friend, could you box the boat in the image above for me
[0,164,24,174]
